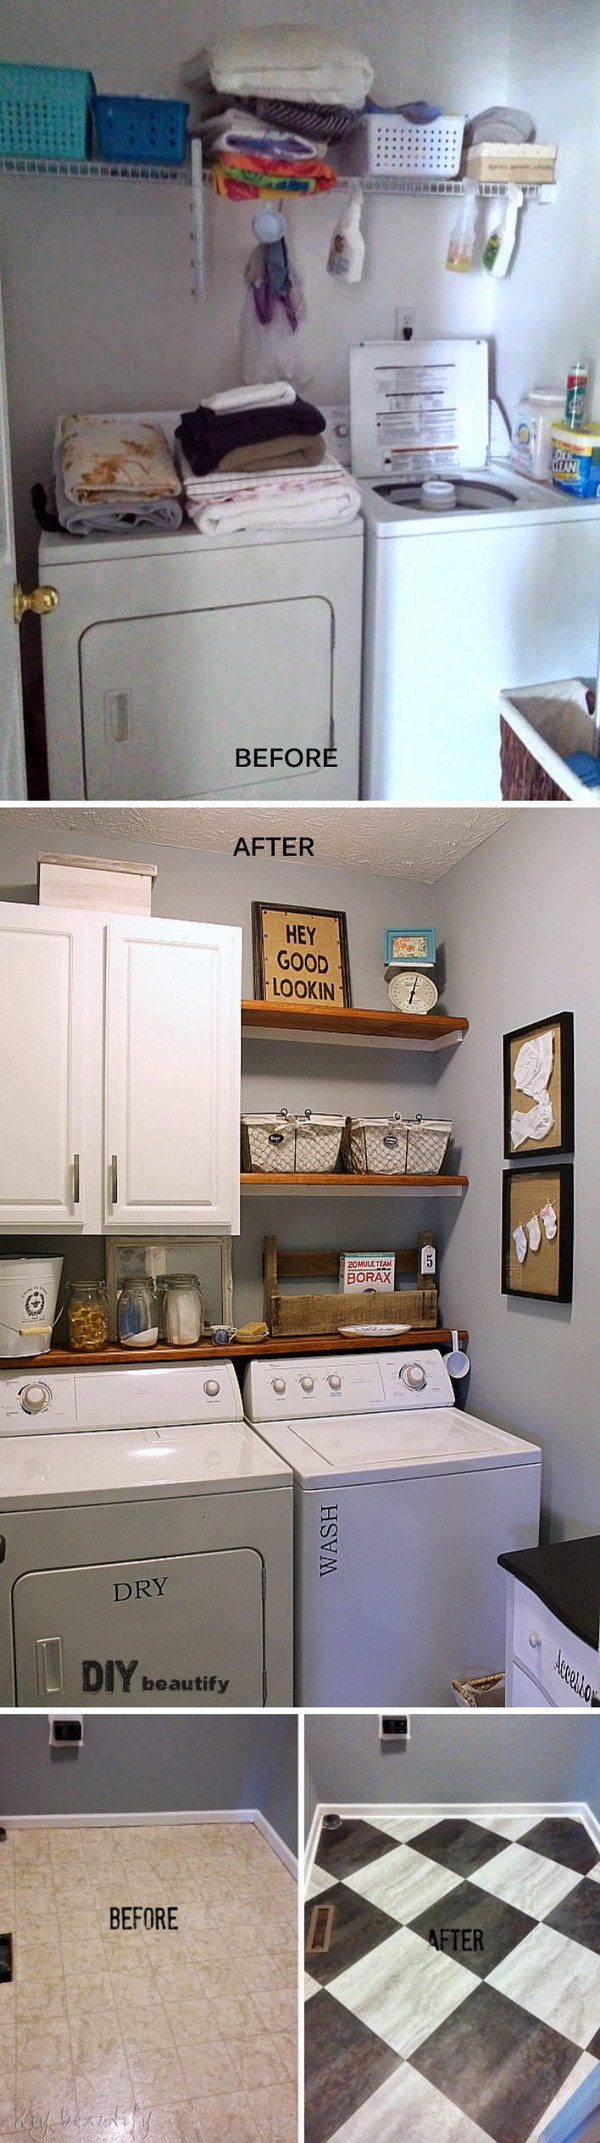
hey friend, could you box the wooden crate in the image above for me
[38,853,157,913]
[264,1234,439,1337]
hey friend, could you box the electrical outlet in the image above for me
[48,1714,84,1747]
[379,1714,411,1741]
[395,307,416,343]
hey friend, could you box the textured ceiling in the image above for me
[2,805,511,881]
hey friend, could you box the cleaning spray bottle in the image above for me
[446,180,478,272]
[327,183,365,284]
[483,185,523,277]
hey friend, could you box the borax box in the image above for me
[340,1255,396,1292]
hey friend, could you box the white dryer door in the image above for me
[13,1548,265,1705]
[79,599,333,798]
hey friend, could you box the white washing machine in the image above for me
[243,1347,542,1706]
[0,1361,293,1706]
[353,339,600,803]
[39,413,363,802]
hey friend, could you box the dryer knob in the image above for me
[328,1375,342,1391]
[20,1382,51,1415]
[401,1362,427,1392]
[203,1379,220,1398]
[300,1376,314,1393]
[272,1378,287,1394]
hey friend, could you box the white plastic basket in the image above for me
[349,1116,408,1174]
[336,111,465,178]
[405,1117,452,1174]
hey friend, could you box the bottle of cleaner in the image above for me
[327,184,365,284]
[564,362,589,429]
[446,181,478,272]
[483,184,523,277]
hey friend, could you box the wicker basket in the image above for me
[405,1117,452,1174]
[242,1110,347,1174]
[348,1116,408,1174]
[499,680,600,801]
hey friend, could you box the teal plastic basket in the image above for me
[0,64,94,160]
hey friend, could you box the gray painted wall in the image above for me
[305,1712,600,1838]
[435,810,600,1543]
[0,1715,298,1854]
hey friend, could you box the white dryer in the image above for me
[0,1361,293,1706]
[243,1347,542,1706]
[353,339,600,803]
[39,412,363,801]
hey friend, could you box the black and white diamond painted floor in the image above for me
[305,1811,600,2143]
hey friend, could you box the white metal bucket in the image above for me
[0,1257,63,1358]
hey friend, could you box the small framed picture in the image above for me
[503,1012,574,1159]
[383,927,436,970]
[105,1237,233,1342]
[252,902,351,1007]
[501,1164,574,1303]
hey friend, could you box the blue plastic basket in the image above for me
[93,94,189,165]
[0,64,94,159]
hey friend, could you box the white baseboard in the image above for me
[305,1801,600,1885]
[254,1809,298,1880]
[1,1805,298,1877]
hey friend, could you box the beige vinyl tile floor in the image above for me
[0,1821,297,2143]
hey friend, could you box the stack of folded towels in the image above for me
[184,27,373,196]
[54,415,183,536]
[175,380,361,535]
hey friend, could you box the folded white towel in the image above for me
[186,28,373,109]
[201,380,297,414]
[179,448,362,534]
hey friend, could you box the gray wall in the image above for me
[305,1712,600,1838]
[0,1714,298,1853]
[435,809,600,1543]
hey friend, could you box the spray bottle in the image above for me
[327,183,365,284]
[446,180,478,272]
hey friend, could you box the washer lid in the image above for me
[349,339,489,478]
[255,1409,542,1486]
[0,1423,292,1506]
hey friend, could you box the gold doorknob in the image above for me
[13,582,59,625]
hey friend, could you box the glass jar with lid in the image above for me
[160,1273,204,1346]
[67,1280,109,1352]
[118,1278,159,1349]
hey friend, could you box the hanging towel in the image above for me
[185,29,373,110]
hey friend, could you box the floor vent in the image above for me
[306,1902,334,1956]
[0,1935,13,1984]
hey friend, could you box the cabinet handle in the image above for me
[73,1153,80,1205]
[529,1631,542,1648]
[111,1154,118,1205]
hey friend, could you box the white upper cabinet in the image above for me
[0,904,242,1235]
[0,905,87,1228]
[104,916,241,1231]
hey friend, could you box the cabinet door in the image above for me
[0,905,86,1226]
[105,917,241,1230]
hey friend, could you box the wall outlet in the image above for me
[48,1714,84,1747]
[379,1714,410,1741]
[395,307,416,343]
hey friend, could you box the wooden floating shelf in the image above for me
[241,1000,468,1051]
[241,1172,467,1198]
[0,1328,468,1371]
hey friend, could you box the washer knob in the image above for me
[300,1376,314,1393]
[328,1375,342,1391]
[203,1379,220,1398]
[401,1362,427,1392]
[272,1377,287,1394]
[20,1382,51,1415]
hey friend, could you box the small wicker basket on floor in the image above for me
[500,715,568,802]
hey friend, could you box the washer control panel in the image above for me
[244,1348,454,1421]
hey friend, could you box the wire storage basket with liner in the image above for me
[348,1114,452,1175]
[500,679,600,800]
[242,1108,349,1174]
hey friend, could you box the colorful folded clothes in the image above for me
[177,449,362,535]
[176,393,326,478]
[211,148,336,197]
[54,414,183,535]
